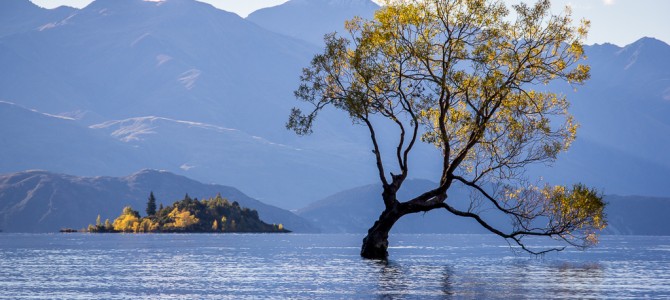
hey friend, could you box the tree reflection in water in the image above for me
[440,265,455,298]
[368,259,605,299]
[371,260,456,299]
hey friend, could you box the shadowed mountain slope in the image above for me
[298,180,670,235]
[247,0,379,46]
[1,0,669,211]
[0,169,317,233]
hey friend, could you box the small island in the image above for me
[88,193,289,233]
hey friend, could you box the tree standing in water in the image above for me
[288,0,605,259]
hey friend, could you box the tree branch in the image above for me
[362,115,389,188]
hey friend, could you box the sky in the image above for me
[29,0,670,47]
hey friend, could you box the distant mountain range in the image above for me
[297,179,490,234]
[247,0,379,46]
[0,0,76,38]
[0,99,371,209]
[298,180,670,236]
[0,169,317,233]
[537,37,670,196]
[1,0,315,131]
[2,168,665,236]
[0,101,142,173]
[0,0,376,209]
[0,0,669,220]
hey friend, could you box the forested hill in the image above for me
[89,194,289,233]
[0,169,316,233]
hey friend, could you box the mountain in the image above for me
[529,137,670,199]
[298,179,509,234]
[298,180,670,235]
[248,1,670,200]
[533,37,670,197]
[1,0,669,212]
[0,0,316,137]
[0,0,76,38]
[0,100,371,208]
[0,169,317,233]
[88,115,368,206]
[576,37,670,168]
[604,195,670,235]
[0,0,374,209]
[247,0,379,46]
[0,101,146,175]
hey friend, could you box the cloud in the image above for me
[603,0,614,5]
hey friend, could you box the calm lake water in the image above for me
[0,233,668,299]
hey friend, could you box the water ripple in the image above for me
[0,234,668,299]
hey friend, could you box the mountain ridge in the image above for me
[1,0,669,212]
[247,0,379,46]
[0,169,317,233]
[298,180,670,235]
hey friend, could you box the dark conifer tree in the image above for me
[146,191,157,216]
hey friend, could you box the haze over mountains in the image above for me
[298,180,670,235]
[1,0,669,232]
[3,169,667,235]
[0,0,378,208]
[0,0,76,37]
[533,37,670,196]
[247,0,379,46]
[0,169,316,233]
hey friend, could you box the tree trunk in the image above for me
[361,204,403,260]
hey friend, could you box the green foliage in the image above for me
[89,194,289,233]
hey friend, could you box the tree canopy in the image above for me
[288,0,605,259]
[146,191,157,217]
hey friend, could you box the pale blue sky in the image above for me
[29,0,670,46]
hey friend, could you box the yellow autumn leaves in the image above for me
[112,206,159,233]
[112,206,198,233]
[289,0,605,250]
[544,184,607,240]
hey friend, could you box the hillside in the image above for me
[0,169,317,233]
[603,195,670,235]
[0,0,317,134]
[0,0,373,208]
[299,180,670,235]
[0,101,148,176]
[0,0,75,38]
[247,0,379,46]
[0,100,371,209]
[298,180,507,234]
[535,38,670,197]
[0,0,668,211]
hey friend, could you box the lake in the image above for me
[0,233,668,299]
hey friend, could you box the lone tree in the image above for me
[288,0,606,259]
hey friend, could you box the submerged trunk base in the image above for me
[361,228,390,259]
[361,207,402,260]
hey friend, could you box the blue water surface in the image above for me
[0,233,668,299]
